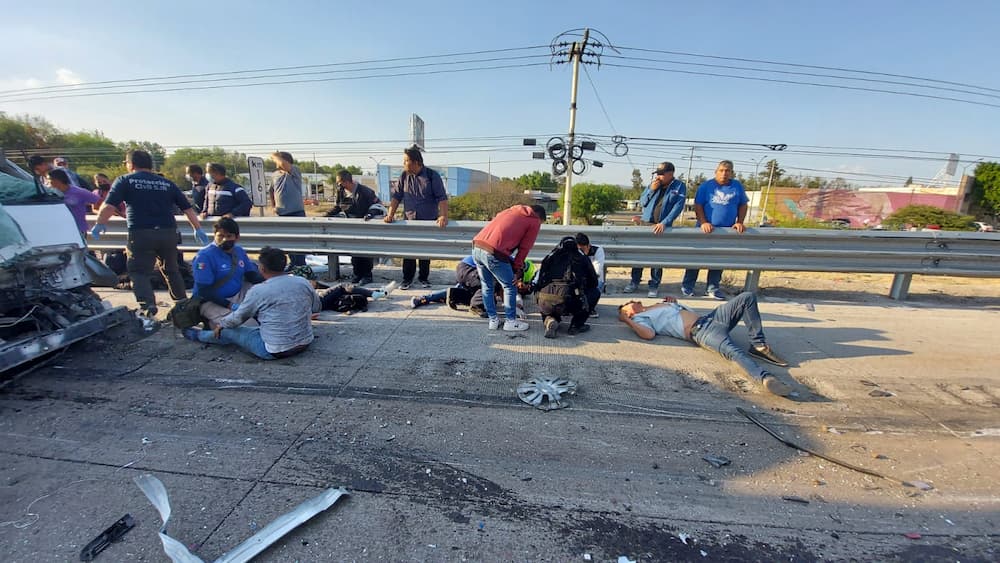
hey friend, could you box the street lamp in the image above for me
[962,158,984,177]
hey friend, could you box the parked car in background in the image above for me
[974,221,994,232]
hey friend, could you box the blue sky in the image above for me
[2,0,998,187]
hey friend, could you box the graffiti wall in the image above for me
[763,187,958,227]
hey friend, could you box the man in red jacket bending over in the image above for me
[471,204,547,332]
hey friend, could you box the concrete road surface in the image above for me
[1,272,997,562]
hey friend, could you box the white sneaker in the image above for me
[503,319,529,332]
[647,289,658,298]
[488,317,501,330]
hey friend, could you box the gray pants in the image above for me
[127,228,186,311]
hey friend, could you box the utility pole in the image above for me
[561,28,589,226]
[759,160,777,226]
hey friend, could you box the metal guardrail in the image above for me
[88,216,1000,300]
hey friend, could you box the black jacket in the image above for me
[330,183,379,218]
[536,243,598,296]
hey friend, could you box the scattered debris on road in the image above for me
[781,495,810,505]
[701,455,731,468]
[134,474,348,563]
[516,377,577,411]
[79,513,135,561]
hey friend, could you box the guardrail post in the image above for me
[743,270,761,293]
[326,254,340,281]
[889,273,912,300]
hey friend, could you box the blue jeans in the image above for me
[472,247,517,320]
[630,267,662,289]
[682,268,723,293]
[691,292,768,381]
[192,326,275,360]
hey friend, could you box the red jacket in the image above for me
[472,205,542,271]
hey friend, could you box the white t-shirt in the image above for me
[631,303,691,340]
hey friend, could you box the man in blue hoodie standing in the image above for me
[682,160,749,300]
[624,162,687,298]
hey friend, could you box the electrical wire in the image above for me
[0,54,551,102]
[601,62,1000,110]
[603,54,1000,101]
[581,65,635,169]
[0,62,551,103]
[0,45,550,95]
[616,45,1000,95]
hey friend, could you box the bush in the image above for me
[883,205,976,231]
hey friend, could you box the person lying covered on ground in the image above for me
[410,256,535,319]
[191,217,265,328]
[617,291,797,397]
[183,246,320,360]
[287,265,398,312]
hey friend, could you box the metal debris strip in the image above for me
[736,407,934,491]
[134,474,348,563]
[517,377,578,411]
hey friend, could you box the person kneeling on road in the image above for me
[191,218,265,328]
[617,291,796,397]
[534,236,600,339]
[183,247,321,359]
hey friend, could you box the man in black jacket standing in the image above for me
[327,170,382,284]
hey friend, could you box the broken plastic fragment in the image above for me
[702,455,731,468]
[516,377,577,411]
[868,389,894,398]
[134,474,347,563]
[617,557,636,563]
[904,532,922,540]
[782,495,810,504]
[903,480,934,491]
[678,533,690,545]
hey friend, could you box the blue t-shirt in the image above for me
[192,243,258,300]
[104,171,192,229]
[694,179,749,227]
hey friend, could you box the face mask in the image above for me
[219,240,236,251]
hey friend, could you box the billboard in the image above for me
[409,114,425,151]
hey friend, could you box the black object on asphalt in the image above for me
[79,514,135,561]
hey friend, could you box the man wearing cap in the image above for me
[625,161,687,298]
[682,160,748,300]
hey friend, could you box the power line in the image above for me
[616,45,1000,95]
[604,54,1000,101]
[0,45,550,96]
[601,63,1000,110]
[0,60,550,103]
[0,54,550,102]
[580,65,635,170]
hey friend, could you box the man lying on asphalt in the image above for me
[618,291,797,397]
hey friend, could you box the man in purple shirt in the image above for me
[48,168,100,236]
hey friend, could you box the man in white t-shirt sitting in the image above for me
[618,292,796,397]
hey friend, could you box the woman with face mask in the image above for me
[190,217,266,328]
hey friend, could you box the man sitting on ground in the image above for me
[534,236,600,338]
[191,217,265,327]
[183,247,321,359]
[618,291,796,397]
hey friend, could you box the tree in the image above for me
[448,181,532,220]
[972,161,1000,220]
[622,168,645,199]
[759,160,785,185]
[162,146,243,187]
[514,171,558,191]
[883,205,975,231]
[0,113,62,149]
[567,182,622,225]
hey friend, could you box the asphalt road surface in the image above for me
[1,273,997,562]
